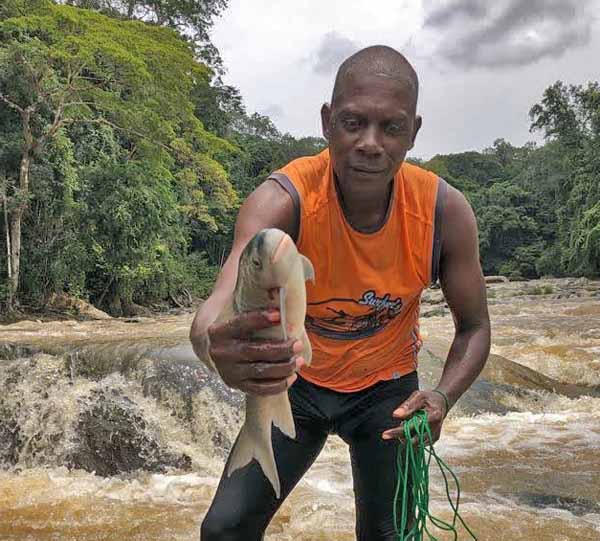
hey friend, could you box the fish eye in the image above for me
[252,258,262,268]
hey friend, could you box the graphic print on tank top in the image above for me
[306,289,403,340]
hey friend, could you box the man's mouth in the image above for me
[351,166,386,174]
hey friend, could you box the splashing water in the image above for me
[0,278,599,540]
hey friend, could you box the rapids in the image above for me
[0,277,599,540]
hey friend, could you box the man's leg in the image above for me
[201,378,329,541]
[337,372,419,541]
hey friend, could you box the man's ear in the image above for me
[409,115,422,150]
[321,103,332,141]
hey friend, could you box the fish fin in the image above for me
[300,255,315,283]
[270,392,296,440]
[279,286,288,341]
[226,425,254,475]
[256,436,281,499]
[226,423,282,499]
[300,328,312,366]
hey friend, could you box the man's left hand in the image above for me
[381,390,448,444]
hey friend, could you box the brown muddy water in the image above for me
[0,278,599,540]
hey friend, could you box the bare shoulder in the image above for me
[438,184,488,329]
[444,184,477,229]
[441,184,479,259]
[236,179,297,240]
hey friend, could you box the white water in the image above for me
[0,278,599,540]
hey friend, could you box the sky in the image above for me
[211,0,600,160]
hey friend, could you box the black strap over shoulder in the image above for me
[267,172,301,243]
[431,178,448,285]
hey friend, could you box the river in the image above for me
[0,278,599,540]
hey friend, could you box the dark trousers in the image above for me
[201,372,418,540]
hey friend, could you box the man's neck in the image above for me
[334,175,395,233]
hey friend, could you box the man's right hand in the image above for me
[206,309,305,396]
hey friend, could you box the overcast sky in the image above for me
[211,0,600,160]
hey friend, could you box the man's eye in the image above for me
[342,118,361,131]
[385,123,407,136]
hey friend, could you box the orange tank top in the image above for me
[270,149,445,392]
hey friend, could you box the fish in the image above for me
[216,228,315,498]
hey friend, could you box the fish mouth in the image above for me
[267,287,280,302]
[271,234,293,264]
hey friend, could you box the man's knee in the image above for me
[200,505,262,541]
[200,510,239,541]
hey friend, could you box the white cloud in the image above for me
[211,0,600,159]
[311,32,360,75]
[423,0,594,68]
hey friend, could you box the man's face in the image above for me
[321,73,421,188]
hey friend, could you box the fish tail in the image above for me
[226,411,284,499]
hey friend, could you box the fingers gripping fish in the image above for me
[216,228,314,498]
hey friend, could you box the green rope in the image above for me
[393,410,478,541]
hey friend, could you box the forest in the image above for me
[1,0,599,316]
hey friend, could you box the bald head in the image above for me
[331,46,419,110]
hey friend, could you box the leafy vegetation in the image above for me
[425,82,600,281]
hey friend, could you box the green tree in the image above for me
[474,181,539,276]
[58,0,228,73]
[81,160,185,313]
[530,81,600,276]
[0,2,237,309]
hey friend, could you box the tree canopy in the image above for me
[425,82,600,279]
[0,1,239,312]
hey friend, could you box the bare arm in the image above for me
[383,185,490,442]
[435,185,491,407]
[189,179,303,395]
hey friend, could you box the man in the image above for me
[190,45,491,540]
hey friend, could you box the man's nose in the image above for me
[356,125,383,155]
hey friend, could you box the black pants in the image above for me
[201,372,419,541]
